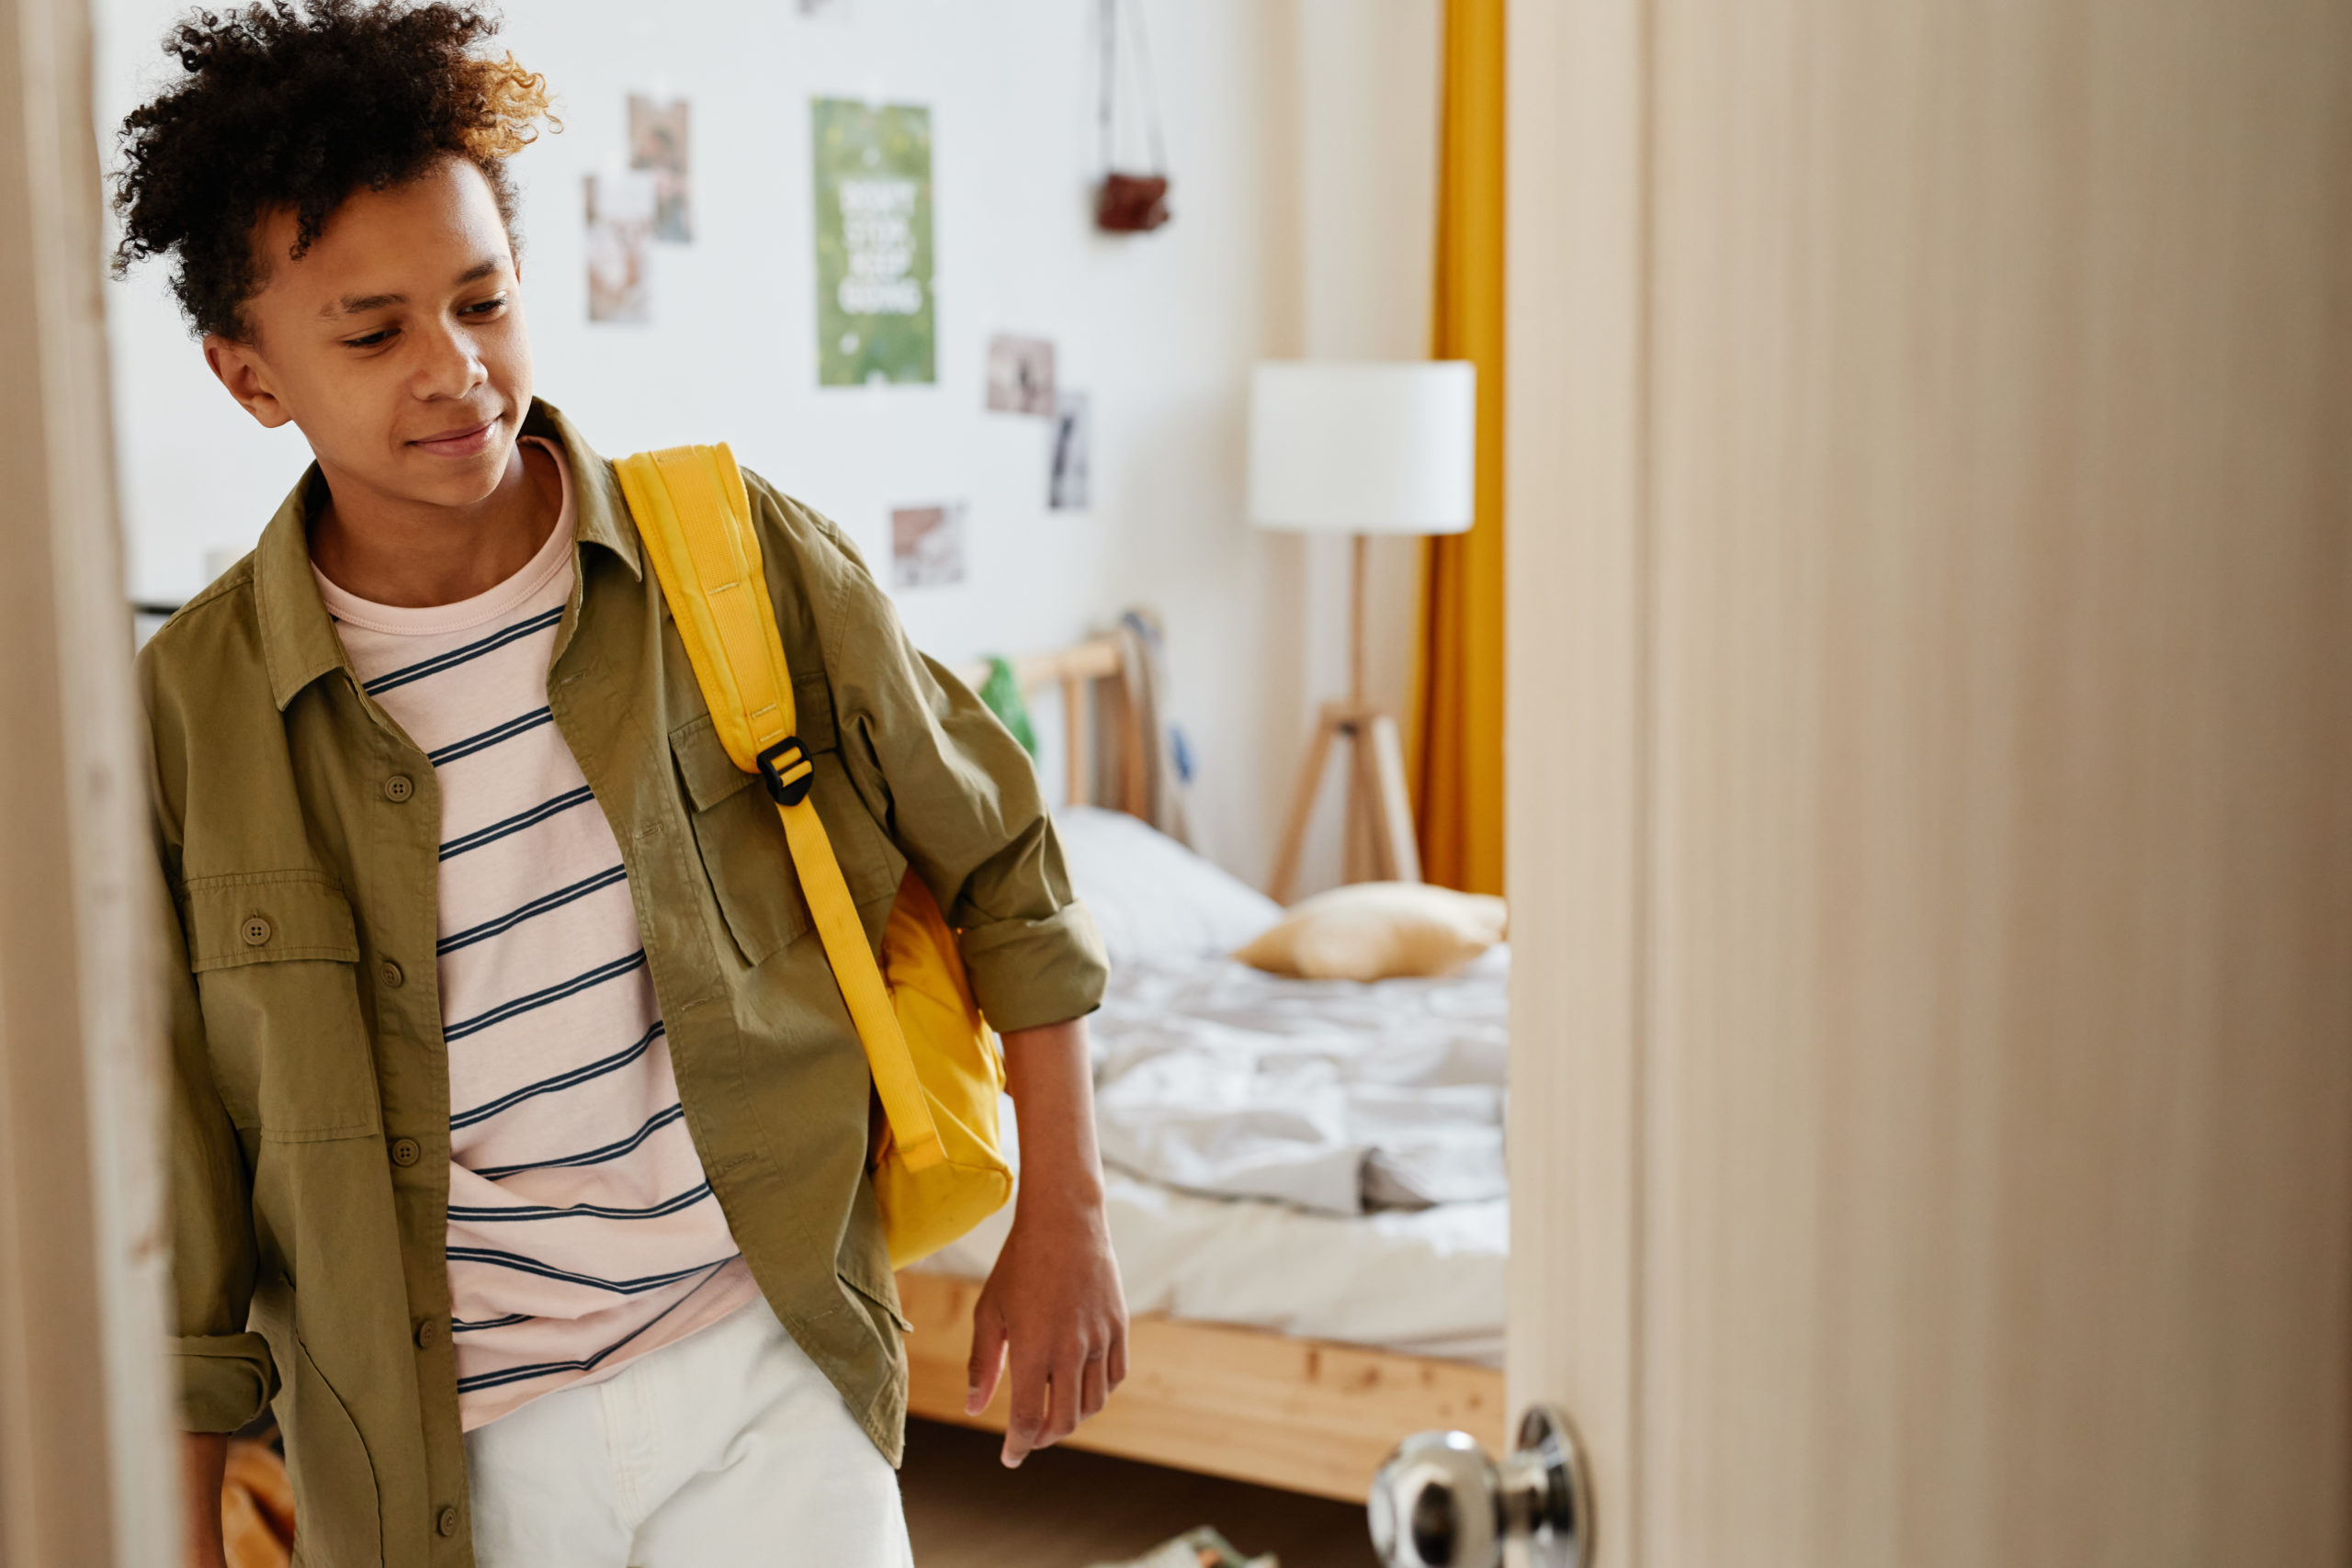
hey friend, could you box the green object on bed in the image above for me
[978,655,1040,759]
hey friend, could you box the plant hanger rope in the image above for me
[1093,0,1172,231]
[1097,0,1167,175]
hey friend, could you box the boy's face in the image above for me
[205,155,533,513]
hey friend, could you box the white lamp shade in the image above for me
[1247,361,1476,535]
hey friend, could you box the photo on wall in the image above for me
[628,95,692,243]
[891,502,967,589]
[584,169,657,323]
[1050,390,1091,510]
[985,334,1057,414]
[812,98,935,386]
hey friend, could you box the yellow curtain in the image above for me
[1410,0,1507,895]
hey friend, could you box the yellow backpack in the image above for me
[615,443,1012,1269]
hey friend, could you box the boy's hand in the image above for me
[963,1016,1128,1467]
[965,1181,1126,1466]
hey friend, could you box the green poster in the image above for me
[812,98,935,386]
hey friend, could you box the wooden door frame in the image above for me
[1503,0,1649,1563]
[0,0,179,1562]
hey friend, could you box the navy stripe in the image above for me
[444,1247,729,1296]
[428,706,556,767]
[447,1182,714,1224]
[427,706,555,767]
[451,1272,731,1393]
[469,1104,686,1180]
[455,1327,649,1393]
[442,952,649,1045]
[364,608,563,695]
[450,1020,663,1127]
[439,786,596,862]
[437,864,629,956]
[449,1314,531,1334]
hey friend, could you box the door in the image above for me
[1477,2,2352,1565]
[0,0,180,1564]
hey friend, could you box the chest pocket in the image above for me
[668,677,905,967]
[184,871,381,1141]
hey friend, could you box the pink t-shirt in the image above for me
[317,439,759,1429]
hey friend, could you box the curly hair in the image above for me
[111,1,557,341]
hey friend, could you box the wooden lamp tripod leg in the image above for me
[1269,706,1340,906]
[1364,712,1422,884]
[1345,534,1423,886]
[1269,535,1426,902]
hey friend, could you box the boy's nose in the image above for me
[413,323,486,400]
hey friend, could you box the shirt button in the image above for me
[379,960,404,989]
[414,1318,440,1349]
[383,774,414,804]
[435,1505,459,1537]
[240,916,272,947]
[390,1137,422,1168]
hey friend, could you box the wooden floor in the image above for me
[899,1418,1378,1568]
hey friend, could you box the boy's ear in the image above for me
[203,334,293,429]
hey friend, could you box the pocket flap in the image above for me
[183,872,359,972]
[668,714,757,812]
[669,675,841,814]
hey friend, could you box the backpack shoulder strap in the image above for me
[616,445,800,774]
[616,445,944,1171]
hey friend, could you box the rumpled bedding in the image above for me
[919,1125,1510,1364]
[1089,946,1509,1215]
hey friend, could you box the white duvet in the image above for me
[1090,949,1510,1216]
[922,1164,1510,1365]
[1051,805,1510,1218]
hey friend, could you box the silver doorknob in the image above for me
[1367,1404,1593,1568]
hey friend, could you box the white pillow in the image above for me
[1053,807,1283,965]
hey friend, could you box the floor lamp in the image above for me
[1250,361,1477,905]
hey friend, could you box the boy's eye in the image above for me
[345,327,395,349]
[462,295,509,317]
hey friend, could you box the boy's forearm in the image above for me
[999,1016,1106,1211]
[181,1432,227,1568]
[973,1013,1125,1462]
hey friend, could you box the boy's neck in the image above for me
[308,438,561,609]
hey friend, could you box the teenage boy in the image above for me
[115,5,1125,1565]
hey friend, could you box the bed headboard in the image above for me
[953,637,1149,818]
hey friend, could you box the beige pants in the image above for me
[463,1295,912,1568]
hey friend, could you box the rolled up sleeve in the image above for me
[951,900,1112,1033]
[754,482,1110,1033]
[175,1333,278,1434]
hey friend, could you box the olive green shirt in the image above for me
[141,401,1106,1567]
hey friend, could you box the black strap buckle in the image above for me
[756,736,815,807]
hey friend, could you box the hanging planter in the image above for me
[1097,170,1170,233]
[1093,0,1171,232]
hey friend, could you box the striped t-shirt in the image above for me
[317,438,760,1429]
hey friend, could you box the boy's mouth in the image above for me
[411,417,499,458]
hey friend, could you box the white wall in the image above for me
[1280,0,1442,893]
[96,0,1434,889]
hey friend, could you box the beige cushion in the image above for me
[1234,881,1509,982]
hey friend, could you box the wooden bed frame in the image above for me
[951,638,1147,815]
[915,637,1507,1503]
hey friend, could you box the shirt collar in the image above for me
[526,399,643,581]
[253,397,643,712]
